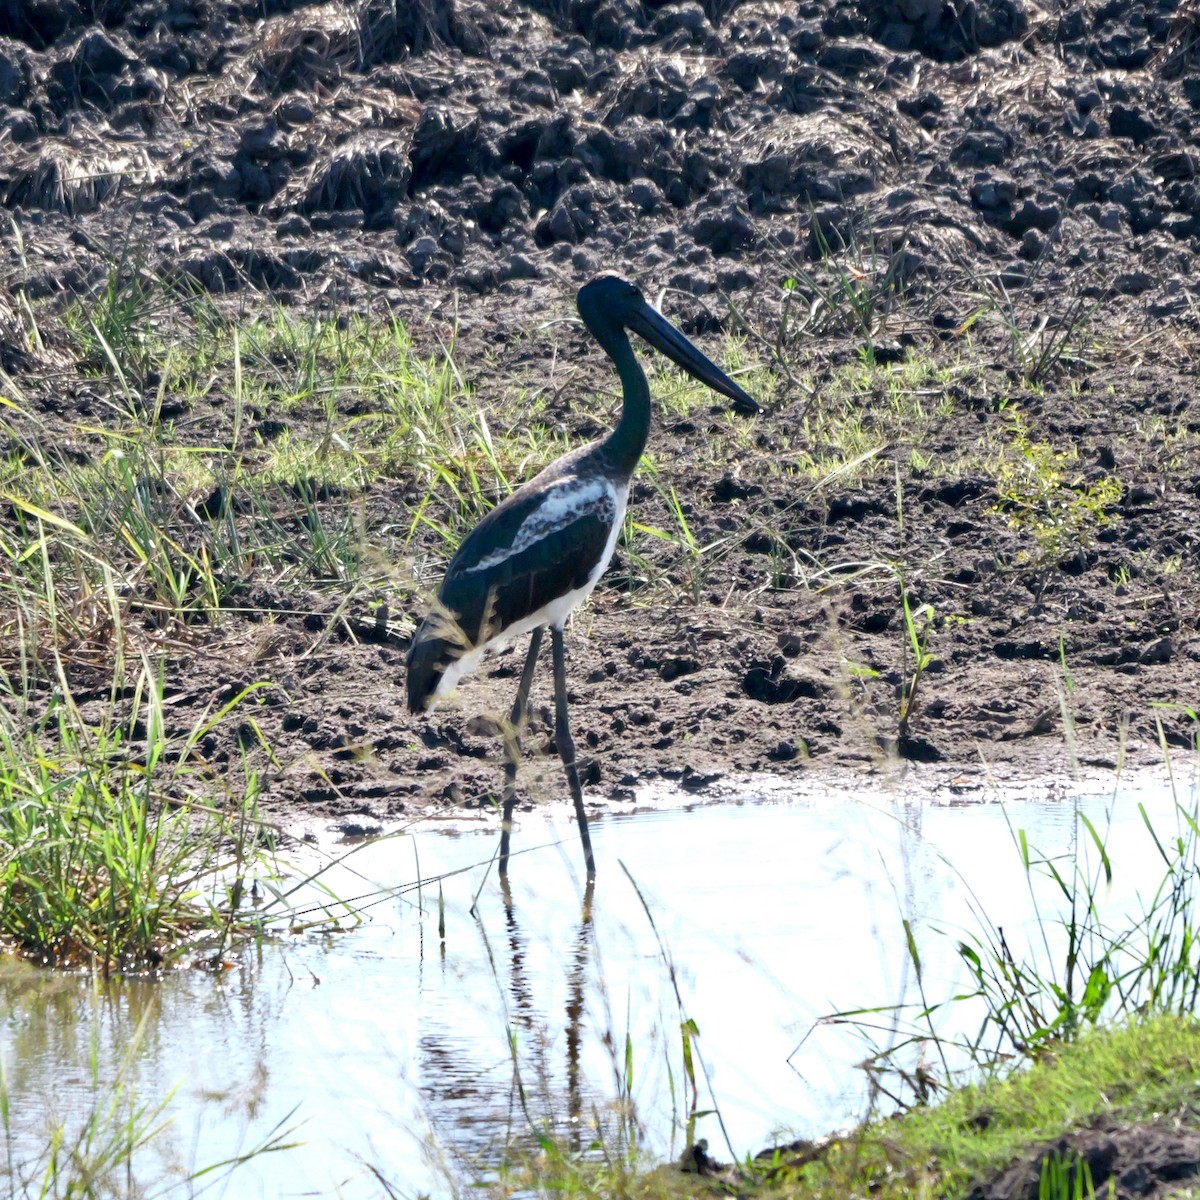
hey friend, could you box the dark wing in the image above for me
[406,625,452,712]
[406,475,616,711]
[441,479,616,643]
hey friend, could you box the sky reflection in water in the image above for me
[1,779,1194,1197]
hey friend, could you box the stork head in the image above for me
[577,275,761,416]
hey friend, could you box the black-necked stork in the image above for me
[406,274,760,878]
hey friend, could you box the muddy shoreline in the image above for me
[0,0,1198,836]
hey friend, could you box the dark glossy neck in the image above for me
[598,330,650,481]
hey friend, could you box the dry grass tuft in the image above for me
[1152,0,1200,75]
[0,291,32,370]
[250,3,364,92]
[359,0,489,64]
[4,138,155,216]
[267,86,420,215]
[231,0,487,99]
[294,132,415,214]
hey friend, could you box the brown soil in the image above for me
[1,0,1199,843]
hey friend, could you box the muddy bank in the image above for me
[0,0,1197,834]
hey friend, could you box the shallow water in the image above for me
[2,775,1196,1197]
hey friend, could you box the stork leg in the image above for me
[499,626,544,878]
[551,625,596,879]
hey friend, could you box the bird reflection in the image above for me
[500,875,595,1152]
[564,882,594,1146]
[415,877,600,1165]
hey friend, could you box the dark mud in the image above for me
[1,0,1199,838]
[968,1121,1200,1199]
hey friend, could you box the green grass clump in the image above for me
[495,1016,1200,1199]
[784,1014,1200,1200]
[0,668,270,973]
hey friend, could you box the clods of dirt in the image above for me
[1,0,1199,316]
[967,1121,1200,1200]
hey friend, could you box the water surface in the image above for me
[2,776,1193,1197]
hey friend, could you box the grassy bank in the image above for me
[493,1014,1200,1199]
[778,1014,1200,1200]
[0,662,275,971]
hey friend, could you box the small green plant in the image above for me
[965,276,1096,384]
[62,251,181,393]
[892,464,935,748]
[622,458,740,605]
[899,592,934,744]
[992,410,1120,597]
[777,221,909,359]
[1039,1148,1103,1200]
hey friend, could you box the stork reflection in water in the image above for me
[407,276,760,878]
